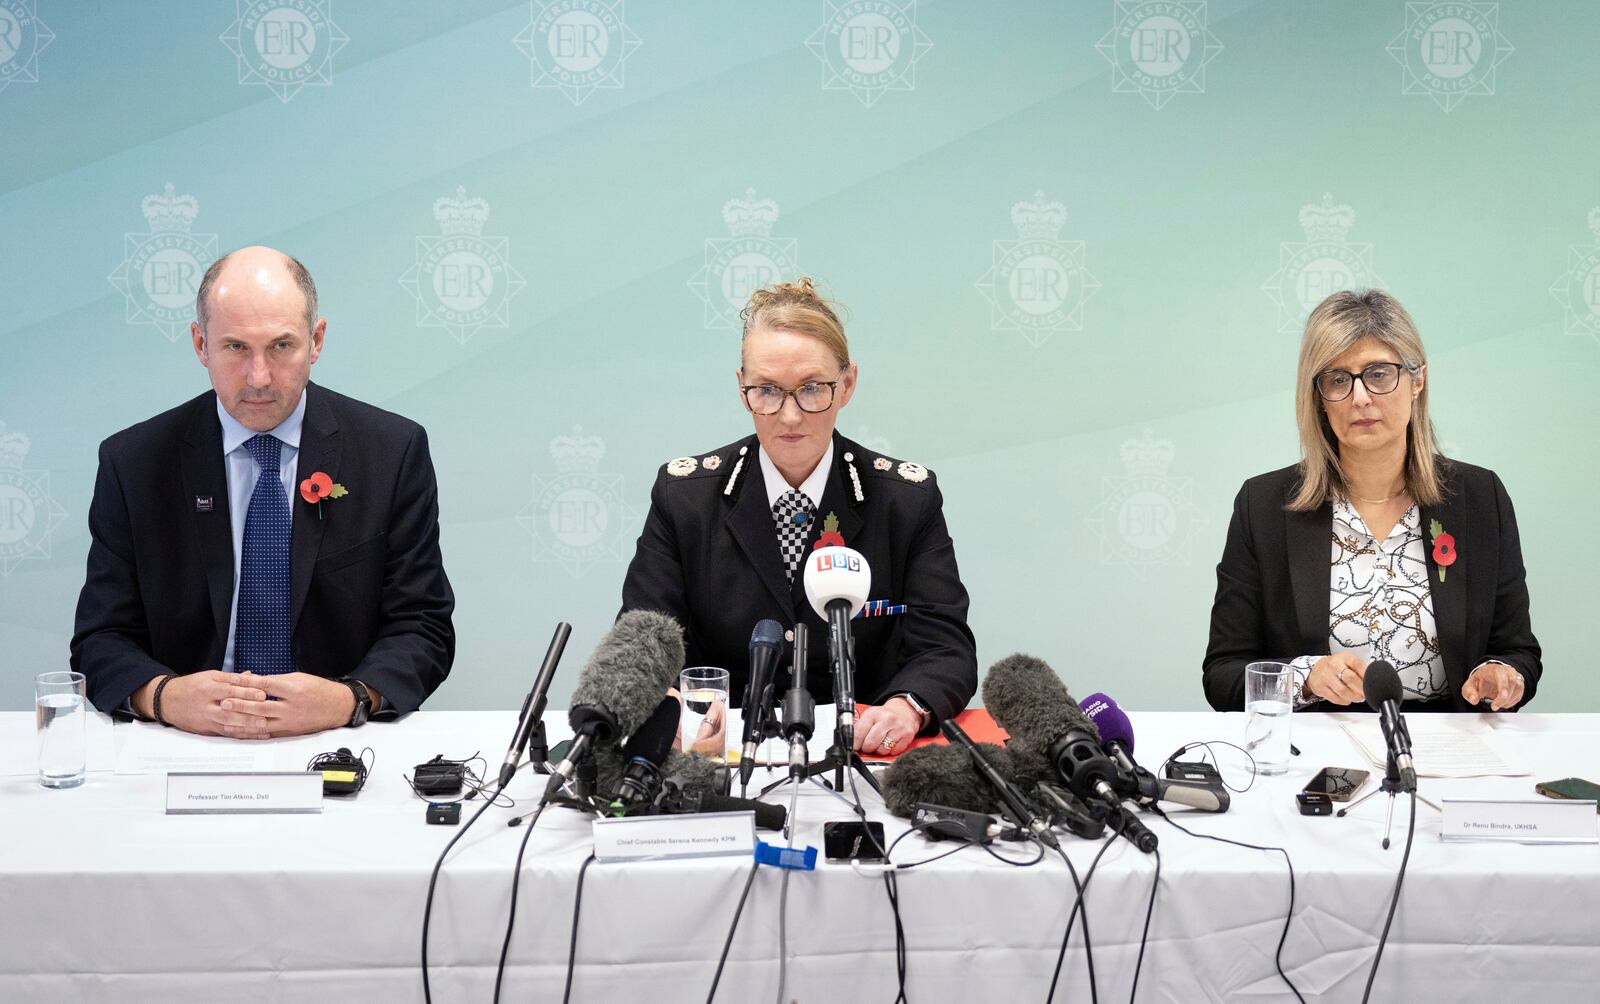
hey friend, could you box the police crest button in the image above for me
[897,462,928,483]
[666,457,698,477]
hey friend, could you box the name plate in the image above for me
[1441,798,1598,844]
[166,772,323,815]
[593,811,756,863]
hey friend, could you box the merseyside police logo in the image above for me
[1262,194,1384,334]
[1085,430,1200,578]
[975,191,1101,348]
[107,184,219,343]
[0,0,52,95]
[0,421,66,576]
[220,0,347,103]
[1386,2,1512,112]
[1550,208,1600,344]
[1095,1,1222,110]
[513,0,641,106]
[806,0,932,108]
[688,189,800,330]
[518,426,637,578]
[399,186,527,346]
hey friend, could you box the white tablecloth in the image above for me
[2,710,1597,1003]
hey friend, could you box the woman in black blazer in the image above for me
[1203,289,1540,713]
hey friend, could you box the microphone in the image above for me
[656,778,788,831]
[881,741,1013,818]
[803,545,870,749]
[614,696,682,811]
[983,654,1157,853]
[544,611,686,801]
[497,622,572,789]
[942,720,1059,847]
[1081,692,1230,813]
[1364,660,1417,791]
[738,619,785,794]
[781,622,815,778]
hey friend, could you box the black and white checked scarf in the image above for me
[772,489,815,584]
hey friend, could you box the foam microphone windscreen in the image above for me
[569,610,686,739]
[661,749,722,791]
[881,741,1012,818]
[981,653,1100,746]
[1363,659,1402,710]
[1079,693,1134,753]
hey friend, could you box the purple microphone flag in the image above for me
[1080,692,1134,754]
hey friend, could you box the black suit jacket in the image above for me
[70,383,455,716]
[1203,460,1540,712]
[620,433,977,731]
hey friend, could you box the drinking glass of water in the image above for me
[36,671,87,789]
[678,666,730,763]
[1244,662,1293,776]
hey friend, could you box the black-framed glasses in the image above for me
[1313,361,1414,402]
[740,380,840,415]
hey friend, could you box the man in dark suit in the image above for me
[70,246,454,737]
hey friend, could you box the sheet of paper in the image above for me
[0,711,116,776]
[115,723,274,774]
[1340,715,1528,778]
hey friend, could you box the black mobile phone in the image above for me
[822,821,886,862]
[1535,777,1600,805]
[1304,766,1371,802]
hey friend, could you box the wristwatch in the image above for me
[893,691,932,731]
[340,677,371,727]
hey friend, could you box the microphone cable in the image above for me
[562,853,597,1004]
[1150,806,1306,1004]
[421,780,507,1004]
[705,859,762,1004]
[1046,832,1112,1004]
[1129,846,1161,1004]
[1361,791,1416,1004]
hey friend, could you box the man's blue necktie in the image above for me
[235,433,294,675]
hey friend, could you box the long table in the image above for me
[3,710,1598,1002]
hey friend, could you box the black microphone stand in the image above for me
[525,719,551,776]
[760,632,880,797]
[1336,747,1440,849]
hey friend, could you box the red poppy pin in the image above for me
[814,510,847,550]
[298,471,348,519]
[1428,518,1456,581]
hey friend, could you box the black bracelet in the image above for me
[152,675,175,727]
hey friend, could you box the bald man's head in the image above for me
[195,246,318,338]
[189,246,326,433]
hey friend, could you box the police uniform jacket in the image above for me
[620,433,977,732]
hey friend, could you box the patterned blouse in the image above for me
[1290,500,1447,706]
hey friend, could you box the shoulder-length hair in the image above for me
[1290,289,1447,511]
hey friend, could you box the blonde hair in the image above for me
[1290,289,1447,511]
[740,276,850,370]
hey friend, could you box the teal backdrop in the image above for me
[2,1,1596,714]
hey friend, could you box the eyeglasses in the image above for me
[740,380,841,415]
[1313,361,1414,402]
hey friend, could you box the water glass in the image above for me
[36,671,87,789]
[1244,661,1293,776]
[678,666,730,763]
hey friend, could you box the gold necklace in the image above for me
[1353,487,1405,505]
